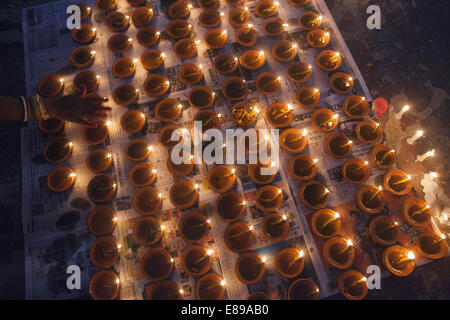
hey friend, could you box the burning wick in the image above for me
[240,7,249,21]
[273,103,293,119]
[283,43,298,55]
[348,97,365,111]
[368,186,383,202]
[187,40,201,49]
[228,225,254,239]
[223,57,238,67]
[259,188,282,202]
[371,123,380,133]
[298,159,319,173]
[194,249,214,265]
[345,277,367,292]
[293,65,312,76]
[260,256,267,264]
[223,168,235,178]
[377,221,399,235]
[320,188,329,199]
[353,160,369,171]
[261,1,279,13]
[151,80,170,93]
[263,76,281,90]
[380,149,395,162]
[320,212,340,229]
[176,24,192,31]
[395,251,415,265]
[96,183,117,192]
[234,201,246,207]
[287,250,304,270]
[391,174,411,185]
[207,279,226,291]
[306,288,320,297]
[339,140,353,148]
[320,32,330,43]
[217,30,227,39]
[270,214,288,226]
[406,130,424,145]
[202,112,220,127]
[319,114,339,128]
[304,88,319,101]
[326,52,340,63]
[433,234,446,245]
[337,239,353,255]
[178,184,199,200]
[248,50,264,64]
[288,129,307,143]
[411,204,430,217]
[395,105,409,120]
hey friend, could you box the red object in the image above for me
[372,97,388,119]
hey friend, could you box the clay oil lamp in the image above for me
[182,246,213,277]
[129,162,157,187]
[342,158,370,185]
[112,57,137,79]
[120,110,146,134]
[107,34,132,54]
[239,50,265,71]
[95,0,117,12]
[383,170,412,196]
[133,216,162,245]
[199,9,223,28]
[88,206,116,235]
[369,215,399,246]
[44,138,73,164]
[206,166,236,193]
[174,38,199,59]
[86,149,112,173]
[38,118,64,134]
[72,24,96,44]
[262,213,290,243]
[221,76,248,100]
[295,86,320,109]
[324,132,352,159]
[213,54,239,75]
[265,102,293,128]
[87,174,117,203]
[168,1,192,19]
[38,74,64,98]
[132,7,153,28]
[355,185,385,216]
[247,292,270,300]
[338,270,368,300]
[133,187,162,216]
[298,11,322,30]
[417,232,448,260]
[230,101,259,127]
[306,29,330,49]
[224,222,254,253]
[288,279,320,300]
[178,63,203,86]
[140,49,165,71]
[47,166,76,192]
[274,248,305,278]
[370,145,396,170]
[323,236,355,270]
[124,139,152,162]
[155,98,182,122]
[170,181,199,209]
[255,185,283,212]
[158,125,184,148]
[255,0,279,18]
[141,248,174,280]
[215,192,246,222]
[198,0,220,9]
[288,154,318,181]
[235,25,258,47]
[189,86,215,109]
[179,211,210,243]
[256,73,281,95]
[272,40,298,63]
[144,74,170,98]
[90,236,119,268]
[311,108,338,133]
[248,161,277,185]
[289,0,310,7]
[355,120,383,145]
[311,209,341,238]
[112,84,138,106]
[343,95,369,119]
[127,0,145,7]
[166,151,193,176]
[402,197,432,228]
[316,50,341,72]
[330,72,354,95]
[76,4,91,20]
[235,252,267,285]
[194,109,221,132]
[279,128,308,154]
[136,27,160,47]
[204,29,228,50]
[89,270,120,300]
[286,62,312,84]
[228,7,250,28]
[167,19,192,39]
[298,180,329,210]
[195,273,226,300]
[70,46,95,68]
[105,11,130,33]
[263,17,287,37]
[73,70,99,93]
[383,245,415,277]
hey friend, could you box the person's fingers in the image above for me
[84,96,109,106]
[93,105,113,112]
[77,119,98,128]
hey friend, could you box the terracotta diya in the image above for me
[324,132,352,159]
[179,211,209,243]
[173,38,199,59]
[76,4,92,20]
[47,166,76,192]
[38,119,64,134]
[206,166,235,193]
[338,269,368,300]
[181,245,212,277]
[73,70,99,93]
[166,153,195,177]
[133,216,162,245]
[132,7,153,28]
[224,221,255,253]
[169,180,199,209]
[311,108,338,133]
[213,54,239,75]
[383,245,415,277]
[247,292,271,300]
[89,270,120,300]
[140,49,165,71]
[145,281,182,300]
[136,27,160,47]
[330,72,354,95]
[383,169,412,196]
[120,110,146,134]
[298,180,329,210]
[166,19,191,39]
[265,102,293,128]
[144,74,170,98]
[124,139,151,162]
[279,128,308,154]
[44,138,73,164]
[342,158,370,185]
[261,213,290,242]
[295,86,320,109]
[89,236,119,268]
[178,63,203,86]
[112,57,136,79]
[343,95,369,119]
[197,0,220,9]
[158,125,183,148]
[235,26,258,47]
[355,185,385,216]
[70,46,95,68]
[298,11,322,30]
[401,197,431,228]
[107,34,132,53]
[86,149,112,173]
[195,273,225,300]
[248,161,277,185]
[88,206,116,235]
[38,74,64,98]
[72,24,96,44]
[141,248,174,280]
[255,0,279,18]
[272,40,298,63]
[255,185,283,212]
[133,186,162,216]
[95,0,117,12]
[193,109,221,133]
[288,279,320,300]
[263,17,287,37]
[230,101,259,127]
[235,252,266,285]
[239,50,265,70]
[286,62,312,84]
[228,8,250,28]
[221,76,248,100]
[417,232,448,260]
[199,9,222,28]
[168,1,191,19]
[369,145,396,170]
[306,29,330,48]
[215,192,246,222]
[256,72,281,95]
[87,174,117,203]
[189,86,215,109]
[105,11,130,33]
[369,215,399,246]
[316,50,341,72]
[112,84,138,106]
[311,208,341,238]
[323,236,355,270]
[289,0,310,7]
[288,154,318,181]
[355,120,383,145]
[274,248,305,279]
[204,29,228,49]
[155,98,183,122]
[129,162,157,187]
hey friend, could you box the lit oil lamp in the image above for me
[338,270,368,300]
[288,279,320,300]
[141,248,174,280]
[195,273,226,300]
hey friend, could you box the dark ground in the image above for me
[0,0,449,299]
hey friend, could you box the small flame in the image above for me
[116,279,120,284]
[261,256,267,263]
[407,251,415,260]
[249,225,254,231]
[334,212,340,219]
[69,173,76,178]
[347,239,353,247]
[220,280,226,286]
[299,250,304,258]
[194,184,199,189]
[206,249,214,256]
[402,105,410,112]
[282,214,287,220]
[117,243,122,249]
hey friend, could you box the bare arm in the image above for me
[0,96,24,121]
